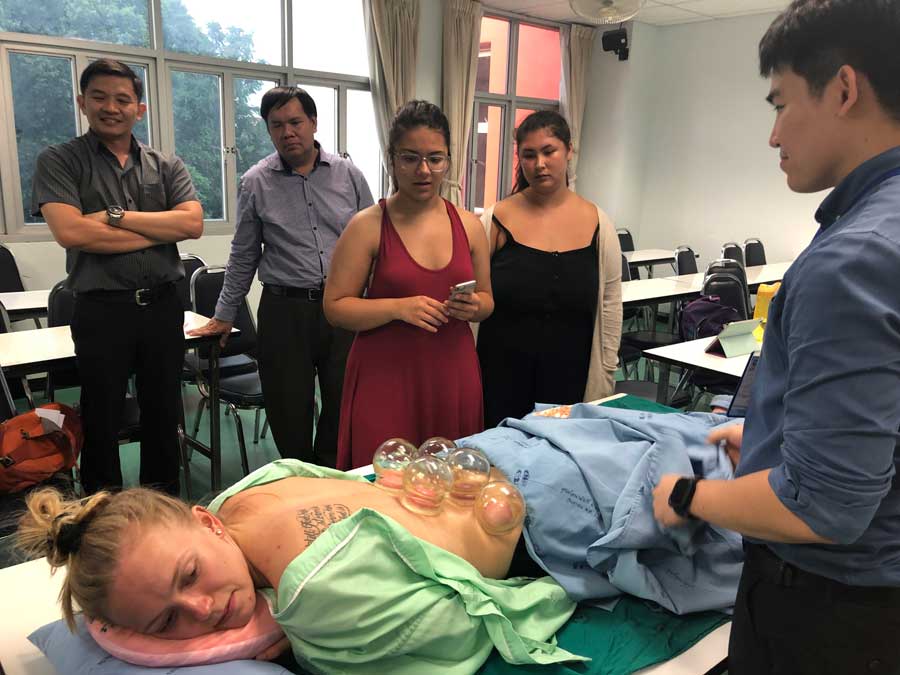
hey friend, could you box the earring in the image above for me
[215,528,223,536]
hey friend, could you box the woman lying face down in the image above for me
[16,468,526,644]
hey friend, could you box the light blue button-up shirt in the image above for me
[215,143,374,322]
[738,145,900,586]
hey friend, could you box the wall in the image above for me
[578,12,823,269]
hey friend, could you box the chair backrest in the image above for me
[744,238,767,267]
[0,301,10,335]
[616,228,635,253]
[674,246,698,275]
[721,242,744,268]
[0,244,25,293]
[703,271,749,320]
[706,258,750,312]
[190,266,257,358]
[620,254,632,282]
[47,280,75,327]
[46,281,80,392]
[177,253,208,311]
[0,366,16,422]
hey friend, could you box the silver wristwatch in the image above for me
[107,205,125,227]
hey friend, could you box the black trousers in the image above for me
[729,543,900,675]
[256,290,353,467]
[71,290,184,496]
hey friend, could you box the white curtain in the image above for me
[560,24,597,192]
[441,0,482,206]
[363,0,420,195]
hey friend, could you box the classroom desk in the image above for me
[0,555,729,675]
[624,248,678,277]
[622,261,793,330]
[0,289,50,322]
[622,276,702,308]
[0,312,234,491]
[643,336,751,403]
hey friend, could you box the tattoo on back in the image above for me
[296,504,351,546]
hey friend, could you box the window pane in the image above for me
[0,0,149,47]
[163,0,282,65]
[476,17,509,95]
[294,0,367,77]
[511,107,536,191]
[234,78,278,183]
[295,84,336,154]
[515,24,560,100]
[468,104,504,214]
[172,71,224,220]
[347,89,382,199]
[124,63,150,146]
[9,53,78,224]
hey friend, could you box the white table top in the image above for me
[745,261,791,285]
[0,289,50,314]
[0,311,222,372]
[622,276,701,306]
[644,336,752,378]
[623,249,678,266]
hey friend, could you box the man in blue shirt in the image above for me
[652,1,900,672]
[191,87,373,467]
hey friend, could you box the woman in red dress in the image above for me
[324,101,493,469]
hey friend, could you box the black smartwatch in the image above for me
[107,205,125,227]
[668,477,700,519]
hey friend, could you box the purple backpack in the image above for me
[679,295,741,341]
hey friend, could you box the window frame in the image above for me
[466,11,562,212]
[0,0,375,240]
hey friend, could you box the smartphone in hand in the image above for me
[449,280,476,299]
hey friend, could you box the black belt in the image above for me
[744,543,900,602]
[77,282,176,306]
[264,284,323,301]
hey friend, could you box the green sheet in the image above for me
[479,597,727,675]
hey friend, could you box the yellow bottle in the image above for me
[753,282,781,342]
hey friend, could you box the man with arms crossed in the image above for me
[653,2,900,672]
[33,59,203,496]
[191,87,373,467]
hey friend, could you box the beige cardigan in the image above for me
[478,202,623,401]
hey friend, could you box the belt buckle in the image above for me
[135,289,151,306]
[307,288,318,301]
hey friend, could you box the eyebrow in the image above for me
[143,551,188,633]
[766,89,780,105]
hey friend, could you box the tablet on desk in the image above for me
[704,318,761,358]
[727,352,761,418]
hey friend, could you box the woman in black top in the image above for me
[477,111,622,428]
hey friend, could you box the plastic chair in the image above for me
[189,266,265,475]
[703,272,750,321]
[617,228,641,281]
[721,242,745,268]
[177,253,208,311]
[744,238,767,267]
[674,246,698,275]
[0,244,42,329]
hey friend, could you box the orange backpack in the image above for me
[0,403,83,493]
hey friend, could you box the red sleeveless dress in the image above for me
[336,199,484,469]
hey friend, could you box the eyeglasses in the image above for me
[394,152,450,173]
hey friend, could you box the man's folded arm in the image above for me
[116,200,204,242]
[41,202,158,254]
